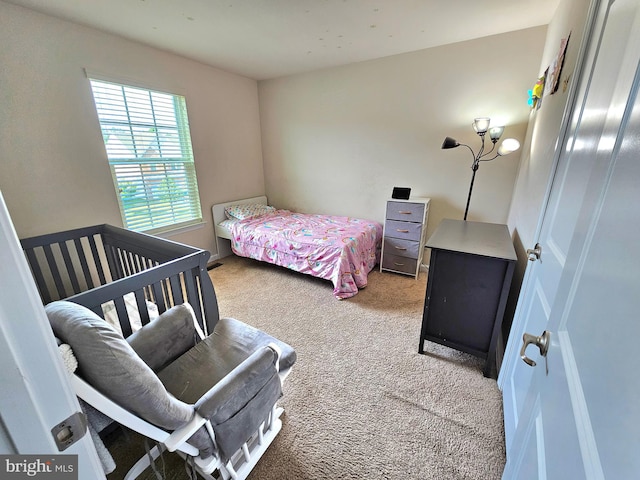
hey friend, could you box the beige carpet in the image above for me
[106,255,506,479]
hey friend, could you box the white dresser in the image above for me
[380,197,430,279]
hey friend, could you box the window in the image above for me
[89,79,202,233]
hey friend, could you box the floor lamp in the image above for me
[441,117,520,221]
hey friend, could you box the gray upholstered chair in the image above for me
[46,300,296,480]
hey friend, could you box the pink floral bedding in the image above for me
[230,210,383,299]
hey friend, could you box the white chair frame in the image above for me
[71,347,291,480]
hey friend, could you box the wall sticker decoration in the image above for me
[549,33,571,94]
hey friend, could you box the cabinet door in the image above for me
[424,249,509,356]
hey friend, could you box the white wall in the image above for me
[0,1,265,256]
[258,27,547,239]
[507,0,593,252]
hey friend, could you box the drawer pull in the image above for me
[393,262,405,266]
[398,211,412,215]
[394,246,407,250]
[396,229,410,233]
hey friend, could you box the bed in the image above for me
[212,196,383,299]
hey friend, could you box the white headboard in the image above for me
[211,195,268,258]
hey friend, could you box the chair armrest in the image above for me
[195,344,280,422]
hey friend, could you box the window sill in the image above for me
[146,221,207,239]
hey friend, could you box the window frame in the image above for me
[88,75,203,234]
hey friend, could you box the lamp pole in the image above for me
[464,161,480,221]
[458,140,483,222]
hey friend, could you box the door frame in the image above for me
[0,191,105,477]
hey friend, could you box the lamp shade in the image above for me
[497,138,521,156]
[489,126,505,141]
[441,136,460,149]
[473,117,491,134]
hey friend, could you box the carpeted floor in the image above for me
[105,255,506,479]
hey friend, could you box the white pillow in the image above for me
[224,203,275,220]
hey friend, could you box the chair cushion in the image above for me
[157,317,295,403]
[159,343,282,461]
[159,343,278,413]
[213,317,297,372]
[157,316,295,461]
[45,301,214,457]
[127,303,201,372]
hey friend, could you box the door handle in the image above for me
[520,330,550,367]
[526,243,542,262]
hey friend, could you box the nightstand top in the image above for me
[426,219,517,261]
[386,197,431,203]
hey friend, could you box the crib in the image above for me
[20,224,218,337]
[21,224,295,479]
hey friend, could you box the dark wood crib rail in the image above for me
[20,224,219,336]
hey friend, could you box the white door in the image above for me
[0,191,105,477]
[501,0,640,477]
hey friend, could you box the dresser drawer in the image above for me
[384,219,422,241]
[382,253,418,275]
[386,201,425,222]
[383,237,420,259]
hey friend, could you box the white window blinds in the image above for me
[89,79,202,232]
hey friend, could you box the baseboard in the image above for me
[207,254,222,271]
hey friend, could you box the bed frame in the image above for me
[212,195,268,259]
[20,224,219,337]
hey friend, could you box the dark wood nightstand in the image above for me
[418,219,517,377]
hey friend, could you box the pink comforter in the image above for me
[230,210,382,299]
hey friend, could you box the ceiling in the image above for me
[5,0,561,80]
